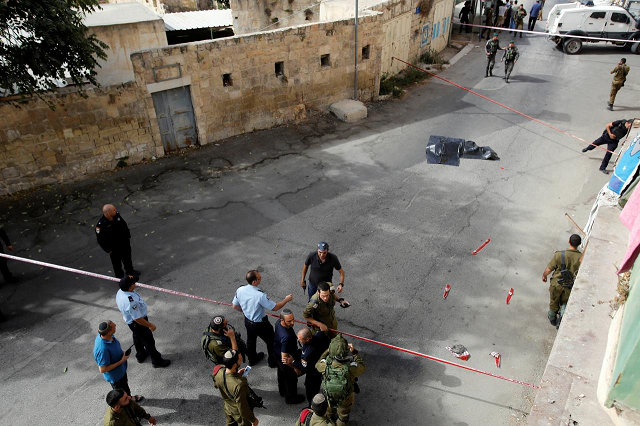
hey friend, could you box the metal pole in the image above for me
[354,0,359,100]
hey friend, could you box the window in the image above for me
[362,45,370,60]
[222,73,233,86]
[611,12,630,24]
[321,54,331,67]
[275,61,284,77]
[590,11,605,19]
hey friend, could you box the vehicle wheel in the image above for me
[563,38,583,54]
[631,41,640,54]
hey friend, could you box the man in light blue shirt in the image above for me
[232,269,293,367]
[116,275,170,368]
[93,320,144,402]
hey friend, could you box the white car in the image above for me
[546,3,640,53]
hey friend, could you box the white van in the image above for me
[546,4,640,54]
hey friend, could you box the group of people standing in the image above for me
[460,0,542,40]
[92,230,365,426]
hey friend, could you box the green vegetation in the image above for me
[379,67,431,97]
[420,49,448,65]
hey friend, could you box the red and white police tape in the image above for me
[390,58,619,156]
[461,22,640,45]
[0,252,539,389]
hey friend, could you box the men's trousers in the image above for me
[610,81,623,105]
[244,316,276,365]
[304,369,322,406]
[584,134,618,171]
[505,61,515,79]
[110,242,134,278]
[110,372,131,397]
[128,317,163,365]
[528,16,538,30]
[277,363,299,402]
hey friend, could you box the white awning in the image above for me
[163,9,233,31]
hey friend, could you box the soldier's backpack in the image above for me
[298,408,314,426]
[202,329,225,364]
[557,251,576,288]
[322,356,352,407]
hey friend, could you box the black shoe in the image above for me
[506,79,510,83]
[126,270,141,276]
[285,395,306,405]
[268,360,278,368]
[608,104,613,111]
[249,352,265,366]
[136,352,149,363]
[549,317,557,326]
[581,147,589,153]
[152,359,171,368]
[600,169,610,175]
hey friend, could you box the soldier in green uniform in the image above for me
[542,234,583,326]
[479,5,494,40]
[514,5,526,37]
[315,336,365,426]
[296,394,336,426]
[202,315,247,364]
[501,41,519,83]
[609,58,630,111]
[213,350,259,426]
[303,282,350,340]
[485,33,506,77]
[103,389,157,426]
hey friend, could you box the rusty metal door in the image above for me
[151,86,197,152]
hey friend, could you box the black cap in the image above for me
[98,321,110,335]
[210,315,225,331]
[318,241,329,251]
[119,275,139,291]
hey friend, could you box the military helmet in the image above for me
[329,335,349,361]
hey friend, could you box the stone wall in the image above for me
[91,20,168,86]
[230,0,320,34]
[131,16,382,144]
[0,84,159,195]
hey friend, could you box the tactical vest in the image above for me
[202,328,225,364]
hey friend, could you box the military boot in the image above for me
[548,310,558,326]
[608,104,613,111]
[489,67,493,76]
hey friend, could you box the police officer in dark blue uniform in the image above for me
[296,327,330,407]
[96,204,140,278]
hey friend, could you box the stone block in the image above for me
[329,99,367,122]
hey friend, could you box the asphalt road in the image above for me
[1,11,638,426]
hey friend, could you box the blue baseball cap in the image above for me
[317,242,329,251]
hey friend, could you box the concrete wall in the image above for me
[92,20,168,86]
[230,0,320,34]
[131,16,382,144]
[103,0,167,15]
[0,84,159,195]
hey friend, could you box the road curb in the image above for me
[447,44,475,68]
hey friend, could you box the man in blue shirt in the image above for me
[116,275,170,368]
[232,269,293,367]
[528,0,541,31]
[93,320,144,402]
[274,309,306,404]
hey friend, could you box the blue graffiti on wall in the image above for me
[420,22,431,47]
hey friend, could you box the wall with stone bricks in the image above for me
[131,16,382,145]
[230,0,320,34]
[0,83,159,195]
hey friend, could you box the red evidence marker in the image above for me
[506,288,514,304]
[443,284,451,299]
[491,352,501,368]
[472,238,491,255]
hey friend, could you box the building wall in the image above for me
[131,16,382,144]
[91,20,168,86]
[0,84,160,195]
[230,0,320,34]
[103,0,167,15]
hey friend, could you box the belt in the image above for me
[245,316,267,324]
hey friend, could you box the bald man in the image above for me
[96,204,140,278]
[297,327,329,406]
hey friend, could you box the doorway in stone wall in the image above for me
[151,86,198,152]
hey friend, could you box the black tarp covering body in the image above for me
[426,136,500,166]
